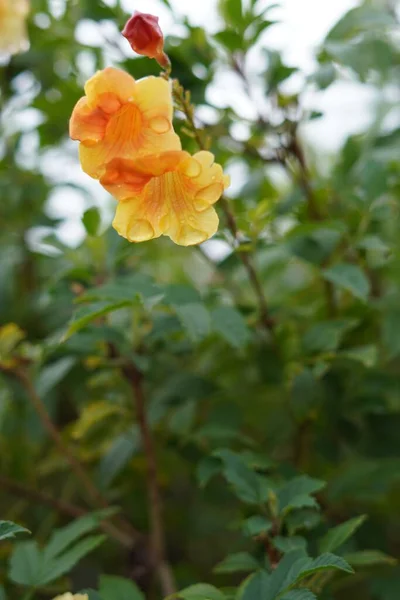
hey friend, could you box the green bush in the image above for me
[0,1,399,599]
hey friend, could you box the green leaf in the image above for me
[326,5,395,41]
[80,275,162,306]
[9,541,44,586]
[319,515,367,554]
[281,591,316,600]
[178,583,225,600]
[313,63,336,90]
[65,301,130,339]
[97,427,140,489]
[323,263,370,302]
[239,570,270,600]
[303,319,358,354]
[277,476,325,515]
[213,449,267,504]
[219,0,243,29]
[293,553,354,584]
[214,30,243,51]
[340,345,378,368]
[99,575,145,600]
[382,310,400,358]
[40,534,106,585]
[242,515,273,538]
[264,550,309,599]
[273,536,307,554]
[35,357,76,398]
[44,509,116,560]
[82,207,101,236]
[174,303,211,342]
[344,550,397,568]
[211,306,251,349]
[214,552,260,574]
[0,521,30,542]
[197,456,222,488]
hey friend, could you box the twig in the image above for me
[0,475,134,548]
[123,363,176,596]
[2,366,139,547]
[173,81,276,337]
[0,475,86,519]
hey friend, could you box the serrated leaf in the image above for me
[277,476,325,515]
[174,303,211,342]
[0,521,30,542]
[82,206,101,236]
[319,515,367,554]
[100,574,145,600]
[214,552,259,574]
[264,550,309,600]
[293,553,354,584]
[211,306,251,349]
[213,449,267,504]
[344,550,397,567]
[323,263,370,302]
[178,583,225,600]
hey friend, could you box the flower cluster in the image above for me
[69,12,229,246]
[0,0,29,56]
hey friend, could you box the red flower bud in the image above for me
[122,11,169,69]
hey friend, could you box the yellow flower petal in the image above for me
[69,69,181,179]
[0,0,29,55]
[101,151,229,246]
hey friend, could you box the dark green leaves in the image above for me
[9,512,108,587]
[319,515,367,553]
[277,476,325,516]
[323,263,370,301]
[213,449,270,504]
[177,583,225,600]
[211,306,251,349]
[82,207,101,236]
[214,552,260,574]
[99,575,145,600]
[0,521,30,542]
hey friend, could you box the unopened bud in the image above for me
[122,11,170,69]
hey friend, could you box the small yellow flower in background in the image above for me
[52,594,88,600]
[0,0,29,56]
[69,67,180,179]
[100,150,230,246]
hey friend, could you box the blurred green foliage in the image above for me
[0,0,399,599]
